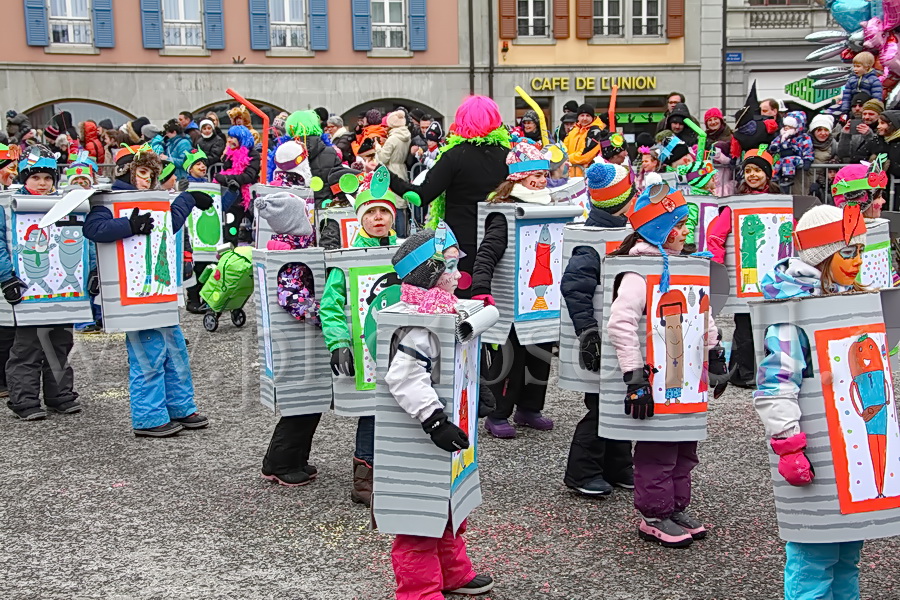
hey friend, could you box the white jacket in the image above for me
[384,327,445,423]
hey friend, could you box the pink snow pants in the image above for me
[391,519,476,600]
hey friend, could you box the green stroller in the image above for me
[199,245,254,332]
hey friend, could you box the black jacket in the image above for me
[306,135,341,204]
[560,207,628,335]
[332,132,355,164]
[198,134,225,164]
[471,212,508,297]
[388,142,509,291]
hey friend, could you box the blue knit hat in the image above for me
[628,183,690,292]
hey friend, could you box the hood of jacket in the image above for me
[388,125,411,143]
[82,121,100,143]
[784,110,807,134]
[760,257,821,299]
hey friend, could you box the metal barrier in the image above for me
[715,162,851,205]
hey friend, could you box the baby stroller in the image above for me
[199,245,254,332]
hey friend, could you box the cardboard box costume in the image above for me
[549,177,589,223]
[557,223,631,393]
[751,290,900,543]
[859,218,893,289]
[373,300,498,537]
[184,182,223,262]
[598,254,715,442]
[253,247,332,416]
[317,206,360,249]
[324,245,399,417]
[90,190,184,333]
[250,184,314,249]
[476,202,583,345]
[2,192,93,326]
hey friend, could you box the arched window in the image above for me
[25,100,134,133]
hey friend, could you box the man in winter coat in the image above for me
[656,92,687,133]
[513,110,542,143]
[564,104,605,177]
[6,111,32,144]
[178,111,202,146]
[163,120,194,179]
[79,120,105,163]
[837,98,883,164]
[662,103,698,147]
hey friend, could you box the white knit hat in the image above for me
[794,205,866,267]
[808,113,834,132]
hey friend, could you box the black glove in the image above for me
[227,179,241,193]
[182,260,194,282]
[478,378,496,418]
[214,173,227,186]
[579,329,602,372]
[1,275,27,305]
[190,191,214,211]
[128,207,154,236]
[623,364,656,420]
[707,344,729,399]
[421,408,470,452]
[87,270,100,296]
[330,347,355,377]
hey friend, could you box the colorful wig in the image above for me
[453,96,503,139]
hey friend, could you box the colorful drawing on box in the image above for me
[859,240,892,289]
[645,274,710,414]
[341,218,360,248]
[115,202,178,305]
[515,221,565,320]
[186,188,222,252]
[817,326,900,513]
[349,264,399,390]
[734,208,793,297]
[12,212,88,301]
[451,338,479,491]
[255,263,274,378]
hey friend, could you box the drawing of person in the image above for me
[848,334,892,498]
[528,223,556,310]
[656,289,688,405]
[740,214,765,294]
[698,290,710,394]
[778,220,793,261]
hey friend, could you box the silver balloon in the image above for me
[847,30,865,52]
[811,77,850,89]
[806,41,848,62]
[808,65,851,80]
[805,30,850,44]
[887,86,900,110]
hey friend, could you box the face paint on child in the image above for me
[522,171,548,190]
[663,217,689,253]
[361,206,394,238]
[227,137,240,150]
[26,173,54,195]
[70,176,92,190]
[830,244,863,286]
[436,247,461,293]
[866,190,885,218]
[190,162,208,178]
[0,163,18,187]
[134,166,154,190]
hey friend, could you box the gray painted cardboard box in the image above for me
[252,248,332,416]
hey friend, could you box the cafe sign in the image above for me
[530,76,658,92]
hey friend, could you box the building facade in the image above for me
[724,0,840,115]
[3,0,718,137]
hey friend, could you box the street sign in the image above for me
[725,52,743,63]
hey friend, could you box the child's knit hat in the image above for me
[703,107,723,124]
[598,130,627,160]
[675,159,717,194]
[273,140,312,185]
[199,119,216,138]
[506,141,550,182]
[386,110,406,129]
[392,222,460,289]
[65,150,98,183]
[183,148,208,172]
[585,162,635,214]
[255,191,313,238]
[353,167,398,222]
[831,156,887,207]
[794,204,867,267]
[628,183,689,292]
[808,113,834,133]
[17,145,58,185]
[160,160,176,184]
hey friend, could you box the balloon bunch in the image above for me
[805,0,900,104]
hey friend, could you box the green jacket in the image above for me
[320,230,397,352]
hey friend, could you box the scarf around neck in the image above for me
[400,283,458,314]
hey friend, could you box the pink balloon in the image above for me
[864,17,885,50]
[881,34,899,62]
[884,0,900,30]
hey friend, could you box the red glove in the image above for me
[770,433,815,486]
[472,294,496,307]
[764,119,779,134]
[706,206,732,265]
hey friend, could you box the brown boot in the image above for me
[350,457,373,507]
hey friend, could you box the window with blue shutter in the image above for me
[249,0,270,50]
[24,0,49,46]
[408,0,426,51]
[140,0,164,48]
[204,0,225,49]
[308,0,328,51]
[351,0,371,51]
[92,0,115,48]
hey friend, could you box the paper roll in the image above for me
[457,304,500,342]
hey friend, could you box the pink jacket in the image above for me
[607,241,719,373]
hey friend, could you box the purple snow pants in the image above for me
[633,441,699,519]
